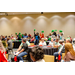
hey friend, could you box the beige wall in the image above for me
[0,12,75,38]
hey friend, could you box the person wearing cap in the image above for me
[39,38,46,46]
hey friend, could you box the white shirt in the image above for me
[49,41,53,46]
[36,59,45,62]
[73,44,75,51]
[39,41,46,46]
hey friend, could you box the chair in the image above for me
[62,53,65,60]
[44,55,54,62]
[5,54,8,60]
[30,43,34,45]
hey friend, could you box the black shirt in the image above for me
[21,43,28,52]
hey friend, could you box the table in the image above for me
[28,46,58,55]
[13,40,21,48]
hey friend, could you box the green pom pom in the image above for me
[59,30,63,33]
[51,30,54,32]
[22,34,23,37]
[15,33,17,35]
[41,31,44,33]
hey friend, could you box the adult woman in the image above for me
[0,40,8,62]
[39,38,46,46]
[64,39,75,62]
[30,46,45,62]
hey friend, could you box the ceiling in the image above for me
[0,12,74,16]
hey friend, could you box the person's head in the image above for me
[36,32,38,36]
[49,33,51,36]
[73,38,75,44]
[8,36,10,38]
[55,38,59,42]
[25,33,27,36]
[66,39,71,43]
[5,36,7,38]
[41,38,44,42]
[30,46,44,62]
[7,38,10,41]
[22,38,26,43]
[51,38,54,42]
[59,40,63,45]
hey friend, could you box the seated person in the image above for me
[20,38,30,47]
[44,36,48,41]
[28,34,31,38]
[30,37,34,43]
[15,38,28,62]
[64,39,75,62]
[39,38,46,46]
[23,33,28,38]
[53,38,63,62]
[30,46,45,62]
[49,38,54,46]
[48,33,52,38]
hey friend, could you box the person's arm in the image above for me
[34,31,36,36]
[44,42,46,45]
[16,43,23,52]
[19,49,24,54]
[58,45,64,54]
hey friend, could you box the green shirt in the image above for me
[20,41,30,46]
[55,42,62,50]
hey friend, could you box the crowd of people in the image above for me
[0,30,75,62]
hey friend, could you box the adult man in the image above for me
[15,38,28,62]
[53,38,63,62]
[7,38,13,50]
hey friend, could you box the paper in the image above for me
[14,52,19,55]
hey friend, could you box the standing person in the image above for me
[34,32,40,45]
[15,38,28,62]
[6,38,13,54]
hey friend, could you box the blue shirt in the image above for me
[23,36,28,38]
[35,36,39,40]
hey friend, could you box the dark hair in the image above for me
[22,38,26,42]
[7,38,10,41]
[30,46,44,61]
